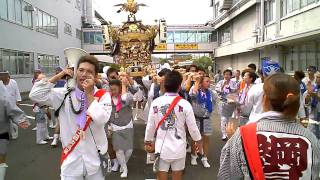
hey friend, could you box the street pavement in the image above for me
[6,101,227,180]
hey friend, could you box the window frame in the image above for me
[36,8,58,37]
[0,48,34,75]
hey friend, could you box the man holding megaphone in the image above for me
[29,54,112,180]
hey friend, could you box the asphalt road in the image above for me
[5,101,227,180]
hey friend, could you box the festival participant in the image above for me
[215,69,237,141]
[303,66,317,86]
[237,71,256,125]
[189,75,217,168]
[188,64,198,73]
[304,73,320,139]
[108,78,134,178]
[32,73,53,145]
[144,70,202,180]
[132,77,146,121]
[32,69,42,85]
[243,60,281,124]
[0,81,29,180]
[104,67,139,94]
[0,71,22,139]
[294,70,307,122]
[29,55,112,180]
[218,73,320,179]
[184,65,198,93]
[254,69,263,84]
[214,70,223,84]
[103,67,138,171]
[231,70,241,89]
[143,68,171,164]
[31,69,43,131]
[51,67,67,146]
[231,70,241,120]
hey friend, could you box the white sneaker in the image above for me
[49,121,55,129]
[134,114,138,121]
[201,157,211,168]
[46,136,54,140]
[37,140,48,145]
[32,127,37,131]
[191,154,198,166]
[120,166,128,178]
[11,135,18,140]
[111,160,119,172]
[51,138,58,146]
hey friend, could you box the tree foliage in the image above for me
[192,56,213,71]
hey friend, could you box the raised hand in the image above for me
[61,67,74,79]
[19,120,30,129]
[82,74,95,95]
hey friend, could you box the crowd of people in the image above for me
[0,54,320,180]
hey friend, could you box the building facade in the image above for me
[82,24,216,64]
[209,0,320,72]
[0,0,105,92]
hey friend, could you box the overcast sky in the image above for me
[95,0,213,25]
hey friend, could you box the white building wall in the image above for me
[215,6,258,57]
[279,5,320,37]
[0,0,83,92]
[215,51,260,71]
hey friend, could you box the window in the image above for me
[21,1,32,27]
[209,32,217,42]
[301,0,308,8]
[38,54,59,74]
[75,0,81,10]
[281,0,287,17]
[8,0,15,21]
[293,0,300,10]
[83,31,104,44]
[167,31,174,43]
[307,0,315,5]
[64,22,72,35]
[215,3,219,19]
[174,32,182,43]
[36,9,58,36]
[0,49,33,74]
[0,50,2,71]
[0,0,32,27]
[15,0,22,24]
[180,31,188,43]
[281,0,316,17]
[265,0,275,24]
[219,25,231,44]
[76,29,81,39]
[187,32,197,43]
[283,41,320,72]
[0,0,8,19]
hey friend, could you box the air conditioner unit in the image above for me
[24,4,35,11]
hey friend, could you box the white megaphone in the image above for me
[64,48,87,89]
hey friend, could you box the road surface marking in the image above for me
[26,115,35,120]
[19,103,34,107]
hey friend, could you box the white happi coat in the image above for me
[29,80,112,176]
[145,93,201,160]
